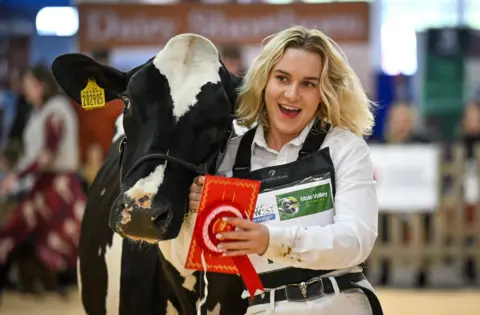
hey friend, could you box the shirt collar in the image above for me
[251,118,317,153]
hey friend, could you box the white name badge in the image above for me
[248,178,335,275]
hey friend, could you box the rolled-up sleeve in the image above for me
[262,138,378,270]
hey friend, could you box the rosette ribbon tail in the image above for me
[232,255,264,300]
[191,187,264,300]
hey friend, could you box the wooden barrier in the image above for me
[367,143,480,288]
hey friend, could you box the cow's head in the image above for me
[52,34,241,243]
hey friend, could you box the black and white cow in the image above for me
[52,34,248,314]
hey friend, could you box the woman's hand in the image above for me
[189,176,270,256]
[189,175,205,211]
[216,217,270,257]
[0,173,18,194]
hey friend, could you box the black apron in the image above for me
[232,120,384,315]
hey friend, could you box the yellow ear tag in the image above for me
[80,78,106,110]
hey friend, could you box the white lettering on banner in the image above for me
[86,10,177,43]
[84,8,365,45]
[187,10,365,41]
[369,144,439,213]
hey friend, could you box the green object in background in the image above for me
[421,28,468,140]
[422,54,464,115]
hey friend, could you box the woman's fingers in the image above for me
[189,176,205,210]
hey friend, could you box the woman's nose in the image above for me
[284,84,300,102]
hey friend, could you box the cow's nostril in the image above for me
[152,211,170,224]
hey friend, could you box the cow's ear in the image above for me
[229,73,242,99]
[51,53,127,105]
[227,73,242,114]
[219,59,243,113]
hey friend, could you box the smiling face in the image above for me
[236,26,375,144]
[264,48,322,146]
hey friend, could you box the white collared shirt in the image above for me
[217,121,378,275]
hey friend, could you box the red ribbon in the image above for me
[195,201,264,299]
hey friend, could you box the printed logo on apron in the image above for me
[249,177,334,274]
[276,181,333,221]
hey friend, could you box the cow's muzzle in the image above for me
[113,137,220,242]
[109,191,172,243]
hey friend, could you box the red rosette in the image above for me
[194,201,264,299]
[194,200,245,255]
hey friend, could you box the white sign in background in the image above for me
[465,161,479,204]
[369,144,440,213]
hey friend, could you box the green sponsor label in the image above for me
[275,183,333,221]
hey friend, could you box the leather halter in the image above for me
[117,137,219,188]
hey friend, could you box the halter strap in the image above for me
[117,137,217,188]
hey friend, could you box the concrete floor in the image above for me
[0,287,479,315]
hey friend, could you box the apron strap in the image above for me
[232,126,256,178]
[232,120,330,178]
[298,120,330,158]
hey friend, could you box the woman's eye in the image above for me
[303,82,316,88]
[276,75,288,82]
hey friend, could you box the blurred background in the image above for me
[0,0,478,314]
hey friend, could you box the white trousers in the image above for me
[245,279,374,315]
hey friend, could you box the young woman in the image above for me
[0,64,85,293]
[190,26,383,314]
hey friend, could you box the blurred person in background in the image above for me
[460,101,480,159]
[3,67,33,166]
[376,102,431,144]
[459,101,479,283]
[72,48,124,184]
[0,64,85,296]
[91,48,110,66]
[0,96,5,158]
[220,44,249,135]
[221,44,246,76]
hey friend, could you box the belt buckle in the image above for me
[285,278,324,302]
[300,282,307,299]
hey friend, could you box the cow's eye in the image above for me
[121,96,130,109]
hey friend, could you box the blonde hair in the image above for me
[235,26,375,136]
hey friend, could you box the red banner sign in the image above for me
[77,2,370,52]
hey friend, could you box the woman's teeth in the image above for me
[279,104,300,112]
